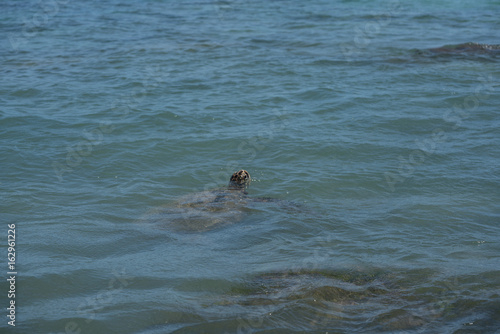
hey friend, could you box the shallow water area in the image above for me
[1,0,500,333]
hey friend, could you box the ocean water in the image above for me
[1,0,500,333]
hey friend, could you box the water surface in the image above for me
[1,0,500,333]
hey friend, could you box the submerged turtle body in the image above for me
[428,42,500,54]
[140,169,298,232]
[412,42,500,60]
[172,170,251,231]
[177,169,251,209]
[144,170,255,232]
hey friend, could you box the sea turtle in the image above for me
[140,170,283,232]
[428,42,500,54]
[413,42,500,59]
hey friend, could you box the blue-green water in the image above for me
[2,0,500,333]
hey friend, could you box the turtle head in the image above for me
[228,170,251,190]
